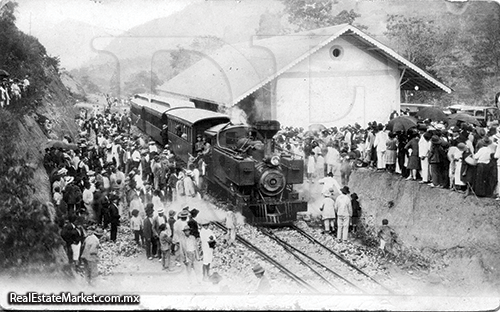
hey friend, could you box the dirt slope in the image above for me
[350,169,500,293]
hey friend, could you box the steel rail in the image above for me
[291,225,395,295]
[262,229,367,294]
[259,228,340,292]
[213,222,318,293]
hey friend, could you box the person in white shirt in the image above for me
[335,186,352,242]
[319,189,336,235]
[373,126,388,170]
[307,152,316,182]
[325,144,340,176]
[200,221,216,281]
[318,172,342,197]
[418,131,432,183]
[473,138,496,197]
[82,181,94,221]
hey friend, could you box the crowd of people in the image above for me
[39,99,500,288]
[275,113,500,199]
[42,106,222,285]
[0,75,30,108]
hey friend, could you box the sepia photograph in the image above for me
[0,0,499,310]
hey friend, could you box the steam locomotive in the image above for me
[130,95,307,226]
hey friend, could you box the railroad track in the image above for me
[214,221,394,295]
[213,221,319,293]
[269,225,395,295]
[259,228,364,294]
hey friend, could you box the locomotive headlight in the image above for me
[270,156,280,166]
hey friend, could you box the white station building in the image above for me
[157,24,451,128]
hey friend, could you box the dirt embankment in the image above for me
[351,169,500,292]
[12,68,81,203]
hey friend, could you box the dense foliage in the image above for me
[281,0,365,31]
[384,3,500,106]
[123,70,162,96]
[0,2,65,270]
[0,1,61,114]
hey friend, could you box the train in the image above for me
[130,94,308,226]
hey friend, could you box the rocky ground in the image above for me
[2,179,499,310]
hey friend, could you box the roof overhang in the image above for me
[342,28,452,94]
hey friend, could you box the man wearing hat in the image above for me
[160,124,168,145]
[335,186,352,242]
[81,226,104,285]
[153,208,170,260]
[143,203,157,260]
[140,149,152,184]
[319,188,336,235]
[179,225,199,278]
[109,194,121,242]
[63,176,82,218]
[172,210,189,265]
[252,264,271,293]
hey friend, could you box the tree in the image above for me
[123,70,162,96]
[255,10,289,37]
[385,15,440,71]
[384,15,449,104]
[281,0,365,31]
[0,0,17,26]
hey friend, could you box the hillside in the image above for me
[0,3,81,273]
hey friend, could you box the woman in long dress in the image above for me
[461,145,476,197]
[385,132,398,173]
[453,143,466,191]
[404,131,420,180]
[473,138,497,197]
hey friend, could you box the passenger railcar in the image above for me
[129,94,196,144]
[132,101,308,226]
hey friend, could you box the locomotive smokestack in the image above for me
[253,120,280,155]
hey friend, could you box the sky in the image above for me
[15,0,195,36]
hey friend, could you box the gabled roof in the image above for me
[158,24,452,106]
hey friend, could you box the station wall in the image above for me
[274,37,401,128]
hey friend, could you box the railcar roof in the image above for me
[166,107,230,125]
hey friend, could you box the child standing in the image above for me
[200,221,216,281]
[378,219,396,255]
[159,223,173,271]
[130,209,143,246]
[350,193,361,233]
